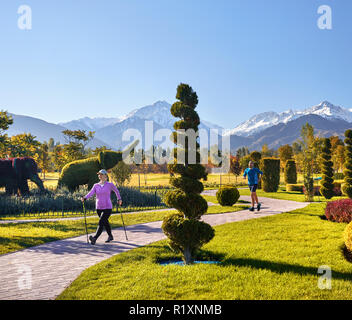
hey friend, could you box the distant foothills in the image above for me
[4,100,352,152]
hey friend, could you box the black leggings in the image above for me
[94,209,112,239]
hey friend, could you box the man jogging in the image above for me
[82,169,122,244]
[243,161,263,212]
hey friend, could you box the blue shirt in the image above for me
[243,167,263,185]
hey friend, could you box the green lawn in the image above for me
[0,205,248,255]
[57,203,352,300]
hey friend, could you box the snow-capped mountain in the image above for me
[60,101,222,133]
[59,101,224,150]
[226,101,352,137]
[59,117,120,131]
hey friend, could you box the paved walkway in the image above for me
[0,196,308,300]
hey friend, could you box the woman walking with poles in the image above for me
[82,169,122,245]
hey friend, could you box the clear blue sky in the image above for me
[0,0,351,129]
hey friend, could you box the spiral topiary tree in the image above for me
[320,138,335,199]
[284,159,297,184]
[343,130,352,199]
[162,83,215,265]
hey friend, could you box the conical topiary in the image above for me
[320,138,334,199]
[343,130,352,198]
[162,83,215,265]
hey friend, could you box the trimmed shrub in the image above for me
[284,160,297,184]
[216,186,240,206]
[343,130,352,199]
[320,138,335,199]
[325,199,352,223]
[286,184,304,192]
[261,158,280,192]
[344,222,352,252]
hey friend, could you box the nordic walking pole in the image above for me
[82,200,89,244]
[118,202,128,241]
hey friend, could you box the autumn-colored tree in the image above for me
[9,133,41,158]
[229,155,242,184]
[36,143,50,179]
[52,144,67,171]
[278,144,293,170]
[0,110,13,157]
[261,144,273,157]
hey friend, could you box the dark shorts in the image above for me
[249,184,258,193]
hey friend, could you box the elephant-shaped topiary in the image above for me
[0,157,45,196]
[58,142,138,192]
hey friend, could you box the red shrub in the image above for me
[325,199,352,223]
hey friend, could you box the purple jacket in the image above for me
[84,182,121,210]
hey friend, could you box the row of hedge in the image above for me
[0,186,164,216]
[286,183,343,196]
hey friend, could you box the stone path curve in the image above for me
[0,195,309,300]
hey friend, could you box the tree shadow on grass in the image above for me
[221,256,352,281]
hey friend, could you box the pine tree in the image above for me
[162,83,214,265]
[320,138,334,199]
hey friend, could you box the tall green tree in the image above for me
[297,123,316,201]
[236,146,250,158]
[162,83,214,265]
[320,138,334,199]
[36,143,50,179]
[62,129,95,162]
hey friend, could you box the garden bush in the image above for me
[261,158,280,192]
[284,160,297,184]
[344,222,352,252]
[216,186,240,206]
[286,184,304,192]
[325,199,352,223]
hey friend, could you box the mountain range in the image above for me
[5,100,352,152]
